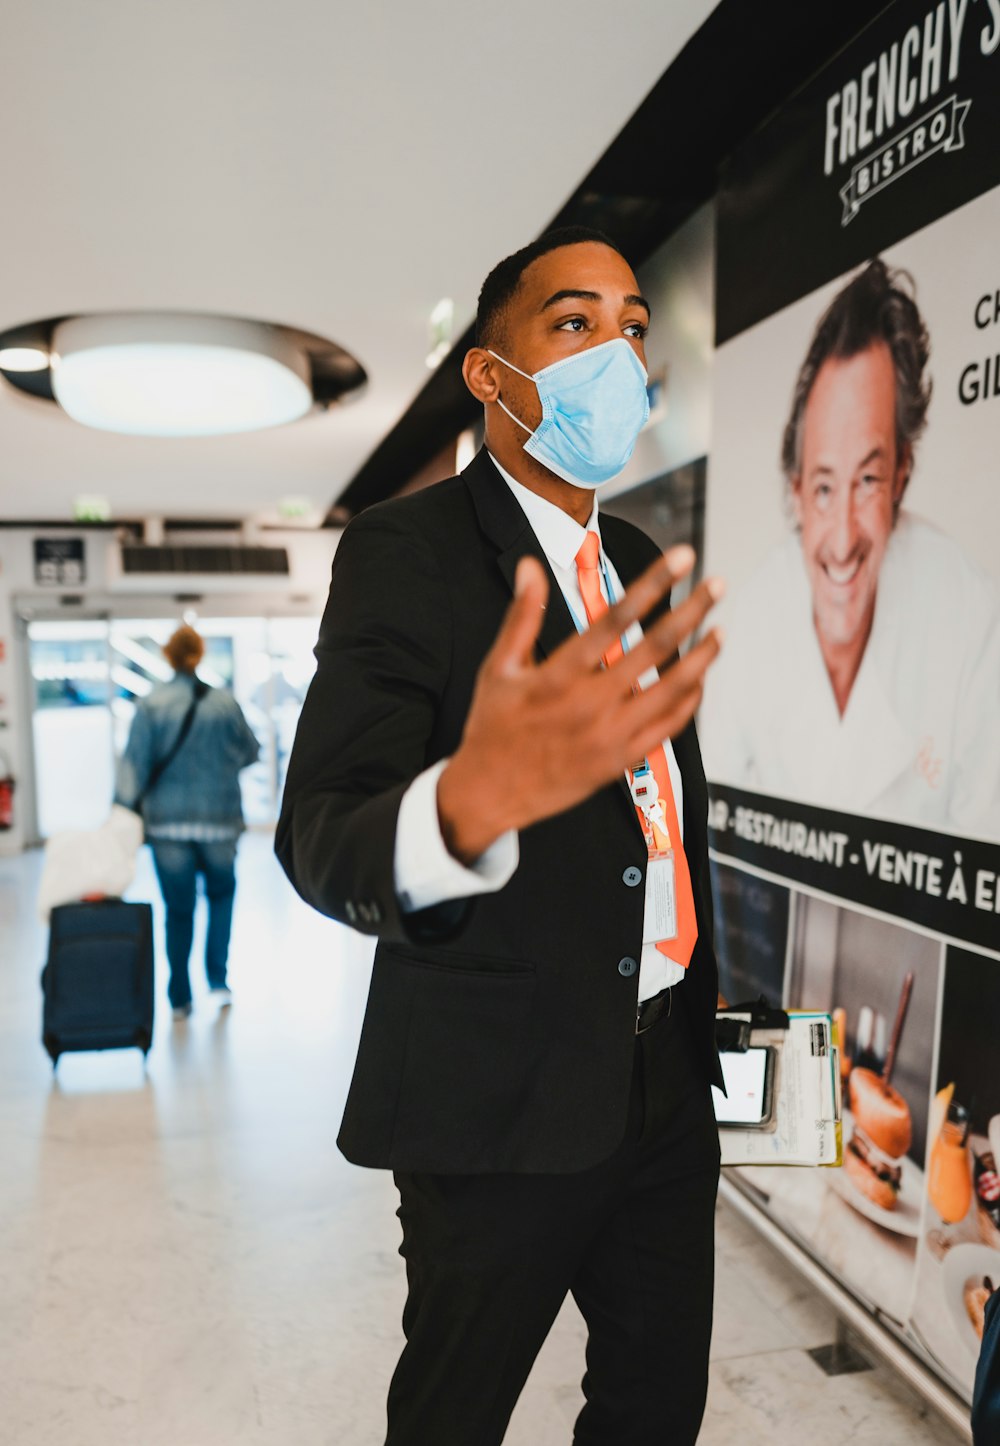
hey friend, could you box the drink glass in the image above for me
[929,1102,973,1226]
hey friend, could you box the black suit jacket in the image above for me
[973,1289,1000,1445]
[276,448,723,1174]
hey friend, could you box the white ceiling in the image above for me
[1,0,716,524]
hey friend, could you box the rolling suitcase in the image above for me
[41,899,154,1065]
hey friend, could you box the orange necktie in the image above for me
[575,530,698,968]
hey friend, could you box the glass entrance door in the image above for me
[26,609,319,840]
[28,618,115,838]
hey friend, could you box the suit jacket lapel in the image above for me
[464,449,577,660]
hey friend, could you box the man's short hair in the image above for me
[781,258,932,491]
[475,226,626,350]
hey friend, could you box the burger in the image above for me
[844,1066,913,1211]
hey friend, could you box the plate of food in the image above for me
[941,1242,1000,1356]
[831,1070,923,1237]
[832,976,924,1237]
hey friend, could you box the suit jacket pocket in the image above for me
[389,951,537,1170]
[386,944,536,979]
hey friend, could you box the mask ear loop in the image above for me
[487,350,535,435]
[495,397,533,435]
[487,349,533,381]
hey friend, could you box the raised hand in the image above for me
[437,545,724,864]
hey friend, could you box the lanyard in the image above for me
[566,545,672,858]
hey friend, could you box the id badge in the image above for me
[642,854,678,943]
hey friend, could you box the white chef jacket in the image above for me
[394,455,688,999]
[699,511,1000,840]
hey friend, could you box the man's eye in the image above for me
[557,317,587,332]
[624,322,648,339]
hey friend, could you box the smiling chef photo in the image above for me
[699,257,1000,840]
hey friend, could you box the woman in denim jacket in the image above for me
[115,625,260,1019]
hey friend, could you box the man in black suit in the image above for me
[276,227,725,1445]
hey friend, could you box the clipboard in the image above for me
[714,1000,843,1168]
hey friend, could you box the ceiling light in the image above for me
[50,314,313,437]
[74,495,112,522]
[278,496,313,519]
[425,339,450,370]
[425,297,454,370]
[0,346,49,371]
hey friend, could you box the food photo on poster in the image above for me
[733,895,942,1326]
[910,946,1000,1395]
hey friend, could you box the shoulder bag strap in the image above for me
[135,679,209,809]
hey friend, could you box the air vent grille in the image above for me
[121,545,290,575]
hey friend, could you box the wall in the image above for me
[602,202,714,503]
[0,526,340,855]
[700,0,1000,1406]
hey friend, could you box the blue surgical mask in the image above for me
[489,338,650,488]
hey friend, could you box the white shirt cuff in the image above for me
[394,758,519,914]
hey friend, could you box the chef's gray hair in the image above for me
[781,258,931,509]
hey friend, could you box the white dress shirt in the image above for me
[394,455,688,998]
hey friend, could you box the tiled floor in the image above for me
[0,836,968,1444]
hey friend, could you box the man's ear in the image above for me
[790,476,804,529]
[462,347,501,404]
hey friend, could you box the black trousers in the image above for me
[387,1000,721,1446]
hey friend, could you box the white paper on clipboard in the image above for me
[717,1012,842,1168]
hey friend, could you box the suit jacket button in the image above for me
[623,866,642,888]
[618,956,638,977]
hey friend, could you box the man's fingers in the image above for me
[604,575,725,695]
[485,544,718,706]
[488,557,550,677]
[661,543,696,580]
[549,544,696,681]
[588,545,695,663]
[621,627,725,753]
[663,543,696,578]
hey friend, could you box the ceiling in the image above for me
[0,0,717,526]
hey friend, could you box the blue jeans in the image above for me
[150,838,239,1009]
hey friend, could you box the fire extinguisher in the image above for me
[0,751,14,831]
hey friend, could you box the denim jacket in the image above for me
[114,672,260,834]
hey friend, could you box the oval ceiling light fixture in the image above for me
[51,313,312,437]
[0,313,367,434]
[0,345,49,371]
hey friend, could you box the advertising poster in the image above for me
[700,0,1000,1402]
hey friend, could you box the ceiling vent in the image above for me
[107,541,292,593]
[121,544,289,575]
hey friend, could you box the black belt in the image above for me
[636,986,672,1035]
